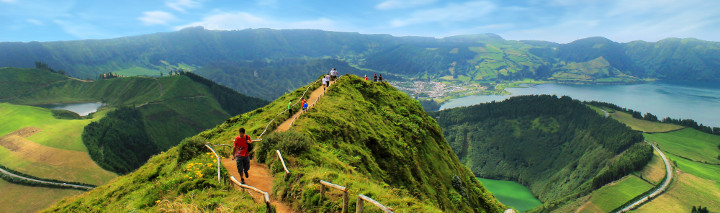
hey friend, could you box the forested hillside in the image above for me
[431,95,652,212]
[1,28,719,101]
[0,68,268,173]
[46,75,506,212]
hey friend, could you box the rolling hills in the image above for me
[1,28,719,101]
[431,95,652,212]
[44,75,506,212]
[0,67,268,174]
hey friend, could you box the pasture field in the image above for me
[477,177,542,212]
[635,151,665,185]
[578,175,652,213]
[610,111,684,133]
[644,128,720,164]
[633,173,720,213]
[0,179,82,213]
[0,103,117,184]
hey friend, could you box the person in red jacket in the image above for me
[232,128,253,184]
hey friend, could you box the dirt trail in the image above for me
[276,81,331,132]
[218,79,336,212]
[221,159,292,213]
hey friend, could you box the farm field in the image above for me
[609,111,684,133]
[0,179,83,213]
[577,175,653,213]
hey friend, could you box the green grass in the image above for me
[583,175,653,212]
[0,179,83,213]
[0,103,107,151]
[113,66,160,77]
[633,172,720,213]
[610,111,684,133]
[668,154,720,182]
[635,151,666,185]
[644,128,720,164]
[477,177,542,212]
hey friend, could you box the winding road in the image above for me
[618,142,673,212]
[0,167,94,190]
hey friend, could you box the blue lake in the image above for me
[440,81,720,127]
[41,102,103,116]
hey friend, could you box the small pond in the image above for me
[39,102,103,116]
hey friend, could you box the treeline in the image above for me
[431,95,648,210]
[34,61,66,75]
[0,164,96,190]
[82,107,159,174]
[592,142,653,188]
[181,72,268,115]
[586,100,720,135]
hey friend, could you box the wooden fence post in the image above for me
[356,196,364,213]
[320,184,326,204]
[342,190,349,213]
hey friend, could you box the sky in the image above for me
[1,0,718,43]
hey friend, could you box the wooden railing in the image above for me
[230,176,272,212]
[319,180,349,213]
[356,194,393,213]
[276,150,290,179]
[204,144,223,183]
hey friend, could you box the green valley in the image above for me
[431,95,652,212]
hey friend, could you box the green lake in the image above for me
[477,177,542,212]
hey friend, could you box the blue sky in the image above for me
[1,0,718,43]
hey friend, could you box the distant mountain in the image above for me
[431,95,652,212]
[0,67,268,173]
[1,28,719,99]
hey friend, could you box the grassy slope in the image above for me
[601,112,720,213]
[645,128,720,164]
[477,177,542,212]
[46,75,505,212]
[609,111,683,133]
[0,103,117,184]
[636,151,666,185]
[0,179,83,213]
[579,176,652,213]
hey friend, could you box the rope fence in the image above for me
[320,180,349,213]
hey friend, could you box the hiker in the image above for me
[325,74,332,87]
[303,101,308,112]
[364,74,369,81]
[232,128,253,184]
[322,75,329,90]
[373,73,378,82]
[330,68,338,81]
[288,100,293,115]
[301,98,306,110]
[379,74,383,82]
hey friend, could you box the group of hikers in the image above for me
[233,68,390,184]
[364,73,383,82]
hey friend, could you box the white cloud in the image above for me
[376,0,436,10]
[53,19,108,39]
[166,0,201,12]
[390,1,496,27]
[176,11,338,31]
[139,11,177,25]
[26,19,43,26]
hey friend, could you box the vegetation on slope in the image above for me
[1,67,268,174]
[46,75,506,212]
[431,95,651,212]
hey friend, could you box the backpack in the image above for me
[245,135,253,154]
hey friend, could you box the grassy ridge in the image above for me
[609,111,684,133]
[578,176,652,213]
[46,75,505,212]
[645,128,720,164]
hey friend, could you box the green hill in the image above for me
[431,95,652,212]
[0,67,267,173]
[45,75,506,212]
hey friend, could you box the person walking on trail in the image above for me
[325,74,332,87]
[302,101,308,112]
[379,74,383,82]
[364,74,369,81]
[330,68,338,81]
[300,98,306,111]
[288,100,293,115]
[233,128,253,184]
[373,73,378,82]
[323,75,329,90]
